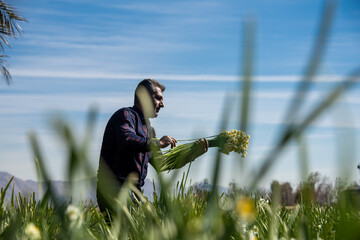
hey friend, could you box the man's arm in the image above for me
[117,109,177,152]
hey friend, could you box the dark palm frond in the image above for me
[1,64,11,84]
[0,1,25,35]
[0,0,26,84]
[0,57,11,83]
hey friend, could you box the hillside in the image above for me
[0,171,158,203]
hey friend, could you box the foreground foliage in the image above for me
[1,177,360,240]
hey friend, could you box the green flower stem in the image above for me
[208,138,220,148]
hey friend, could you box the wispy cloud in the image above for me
[112,1,222,16]
[11,69,353,83]
[20,33,202,53]
[0,93,132,115]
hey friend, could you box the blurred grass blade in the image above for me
[297,134,309,182]
[34,158,43,198]
[210,94,232,197]
[51,118,79,182]
[50,113,95,203]
[237,18,255,175]
[296,68,360,133]
[205,94,232,231]
[239,19,255,134]
[81,106,98,177]
[28,132,57,206]
[183,161,192,196]
[334,104,357,181]
[84,106,97,146]
[11,184,14,207]
[0,176,13,209]
[283,0,336,125]
[250,67,360,190]
[249,0,338,190]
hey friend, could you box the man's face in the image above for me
[151,87,164,118]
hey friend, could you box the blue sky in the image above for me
[1,0,359,189]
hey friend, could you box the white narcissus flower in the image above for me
[65,204,83,227]
[248,230,258,240]
[24,223,41,240]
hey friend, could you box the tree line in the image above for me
[193,172,360,207]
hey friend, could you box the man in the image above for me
[96,79,208,213]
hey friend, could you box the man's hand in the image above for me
[159,136,177,148]
[191,138,209,160]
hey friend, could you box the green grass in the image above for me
[1,176,360,239]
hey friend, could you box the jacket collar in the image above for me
[132,105,147,123]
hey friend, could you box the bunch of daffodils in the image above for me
[217,129,250,157]
[154,129,250,172]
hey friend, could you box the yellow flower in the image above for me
[235,196,257,222]
[24,223,41,240]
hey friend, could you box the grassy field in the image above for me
[1,173,360,240]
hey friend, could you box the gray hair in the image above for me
[134,79,165,104]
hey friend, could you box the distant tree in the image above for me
[269,180,295,206]
[315,175,335,205]
[295,172,336,206]
[335,177,348,195]
[295,173,317,205]
[268,172,355,206]
[280,182,295,206]
[227,180,246,197]
[0,0,25,84]
[225,180,269,202]
[348,181,360,190]
[226,180,239,198]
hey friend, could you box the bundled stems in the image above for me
[155,129,250,172]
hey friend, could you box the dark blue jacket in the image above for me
[97,105,159,189]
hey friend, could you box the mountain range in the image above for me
[0,171,227,205]
[0,171,158,204]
